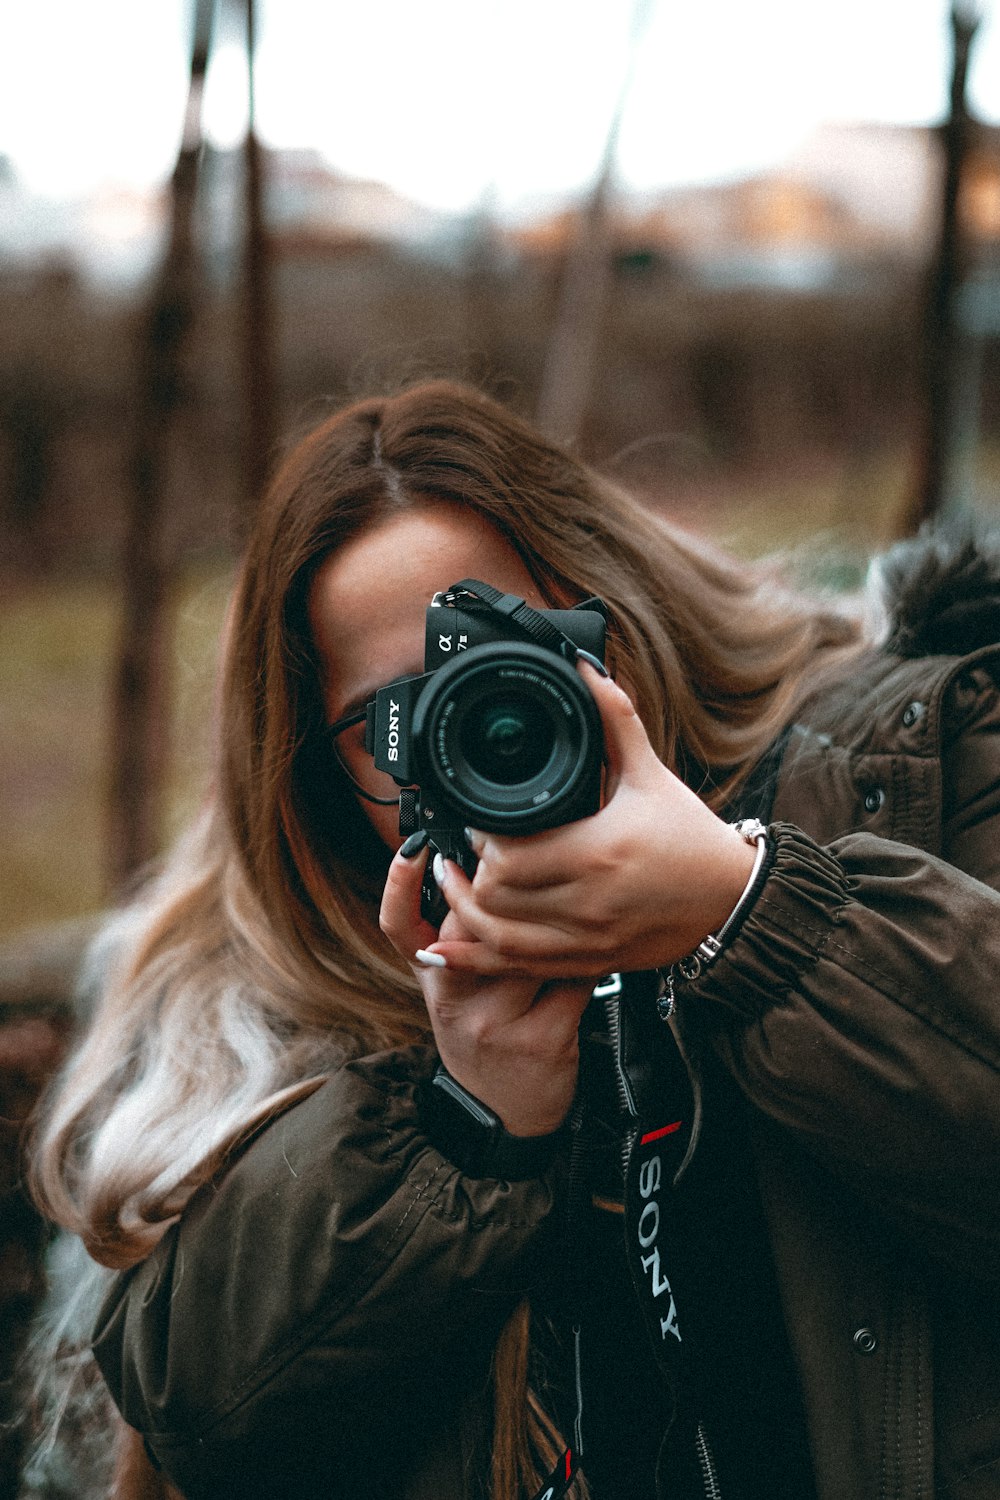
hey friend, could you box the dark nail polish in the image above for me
[399,830,430,858]
[574,648,609,677]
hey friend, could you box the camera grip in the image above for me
[420,834,478,927]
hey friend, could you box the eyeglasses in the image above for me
[327,703,409,806]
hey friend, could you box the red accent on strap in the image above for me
[640,1121,682,1145]
[565,1449,573,1480]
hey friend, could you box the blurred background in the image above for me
[1,0,999,945]
[0,2,998,1488]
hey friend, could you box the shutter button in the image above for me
[902,701,925,727]
[864,788,885,813]
[853,1327,878,1355]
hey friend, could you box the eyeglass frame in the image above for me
[327,701,408,806]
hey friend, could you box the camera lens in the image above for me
[410,641,603,834]
[459,698,553,785]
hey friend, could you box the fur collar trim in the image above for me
[871,518,1000,658]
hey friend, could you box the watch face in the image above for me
[428,1064,565,1180]
[432,1065,500,1130]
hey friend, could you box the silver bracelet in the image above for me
[656,818,769,1021]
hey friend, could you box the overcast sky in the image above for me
[1,0,997,213]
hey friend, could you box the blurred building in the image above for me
[513,122,1000,289]
[0,121,998,575]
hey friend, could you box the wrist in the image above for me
[688,822,759,944]
[659,819,771,1017]
[420,1064,568,1179]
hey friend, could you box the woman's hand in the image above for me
[380,845,593,1136]
[421,664,757,980]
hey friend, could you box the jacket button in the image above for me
[853,1327,878,1355]
[864,788,885,813]
[902,701,925,727]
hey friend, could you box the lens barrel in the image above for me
[410,641,603,834]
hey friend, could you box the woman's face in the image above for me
[308,502,551,850]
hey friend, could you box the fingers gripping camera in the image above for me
[365,579,608,923]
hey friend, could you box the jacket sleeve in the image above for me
[697,663,1000,1280]
[91,1045,561,1498]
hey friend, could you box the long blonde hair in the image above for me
[31,379,863,1495]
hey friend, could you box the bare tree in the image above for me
[107,0,217,891]
[239,0,277,526]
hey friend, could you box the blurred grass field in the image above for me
[1,447,996,943]
[1,563,233,939]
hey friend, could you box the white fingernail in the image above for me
[463,826,485,852]
[432,852,446,886]
[415,949,447,968]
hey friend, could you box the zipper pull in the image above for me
[656,970,677,1022]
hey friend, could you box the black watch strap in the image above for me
[421,1063,566,1180]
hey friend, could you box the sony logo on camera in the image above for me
[386,700,400,762]
[369,677,423,783]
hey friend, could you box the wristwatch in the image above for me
[421,1063,567,1180]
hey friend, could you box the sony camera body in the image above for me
[362,579,608,923]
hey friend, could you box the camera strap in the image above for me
[527,1430,582,1500]
[446,578,581,660]
[519,973,695,1500]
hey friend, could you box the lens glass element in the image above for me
[412,641,602,833]
[458,697,554,785]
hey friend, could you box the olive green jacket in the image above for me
[93,537,1000,1499]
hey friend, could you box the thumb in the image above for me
[578,660,656,789]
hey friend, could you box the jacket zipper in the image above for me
[602,985,638,1177]
[695,1422,722,1498]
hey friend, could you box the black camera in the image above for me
[363,578,608,923]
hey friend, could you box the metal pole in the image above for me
[900,1,982,534]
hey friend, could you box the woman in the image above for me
[29,380,1000,1499]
